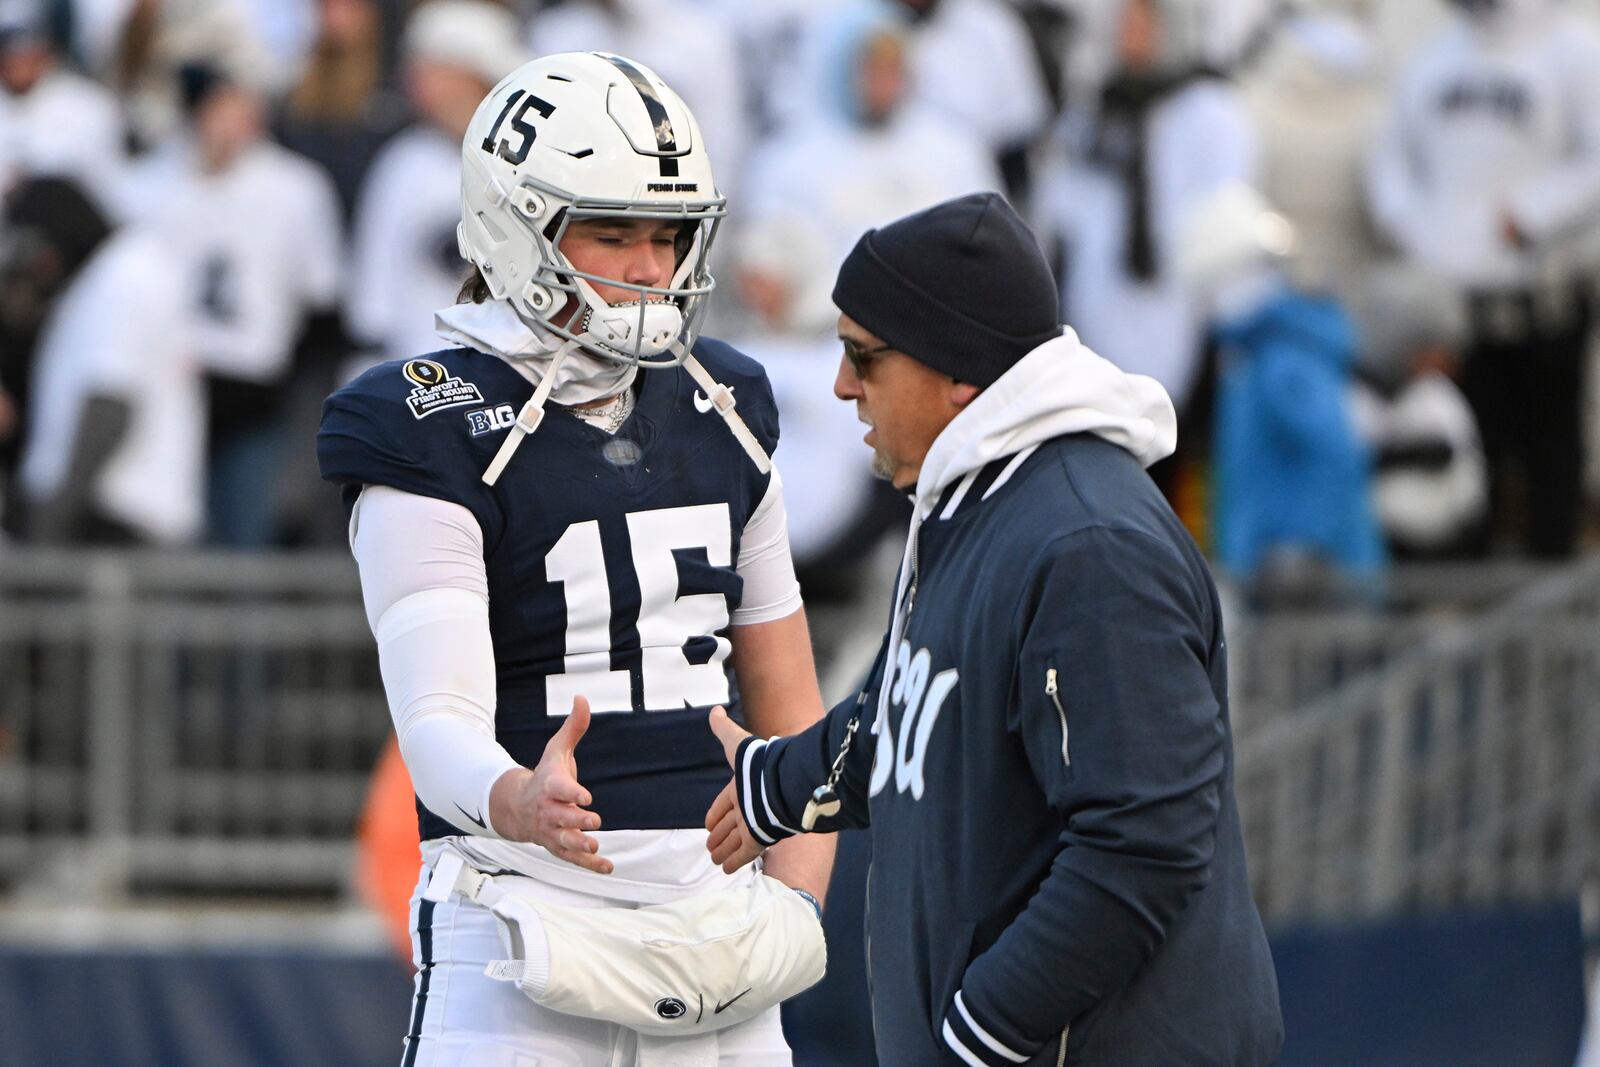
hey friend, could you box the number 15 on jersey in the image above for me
[544,503,732,715]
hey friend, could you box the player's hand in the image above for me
[490,695,612,874]
[707,703,750,765]
[705,706,765,873]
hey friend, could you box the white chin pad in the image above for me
[580,299,683,358]
[480,875,826,1036]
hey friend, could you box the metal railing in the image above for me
[1,546,1590,919]
[0,549,385,901]
[1237,558,1600,925]
[1223,562,1568,732]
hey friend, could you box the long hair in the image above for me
[287,9,383,121]
[457,266,491,305]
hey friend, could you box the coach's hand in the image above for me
[705,706,766,873]
[490,695,612,874]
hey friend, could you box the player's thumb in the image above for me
[708,705,749,766]
[551,695,592,753]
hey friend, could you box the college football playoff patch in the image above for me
[404,359,484,419]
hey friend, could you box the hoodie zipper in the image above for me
[904,521,921,620]
[1045,668,1070,766]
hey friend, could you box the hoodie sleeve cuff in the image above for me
[733,736,801,846]
[941,990,1043,1067]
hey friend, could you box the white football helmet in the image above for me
[458,52,726,368]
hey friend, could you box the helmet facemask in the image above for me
[519,179,724,368]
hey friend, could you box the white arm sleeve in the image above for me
[732,464,804,626]
[351,486,519,839]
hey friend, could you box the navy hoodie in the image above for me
[736,330,1282,1065]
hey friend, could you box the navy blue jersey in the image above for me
[318,337,779,840]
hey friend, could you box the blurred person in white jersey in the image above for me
[885,0,1051,179]
[14,186,204,545]
[1367,0,1600,557]
[318,51,833,1066]
[1037,0,1256,416]
[346,0,524,375]
[741,0,1000,277]
[0,176,113,531]
[69,0,270,149]
[733,0,999,598]
[120,60,343,546]
[0,0,125,208]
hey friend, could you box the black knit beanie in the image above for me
[832,192,1062,388]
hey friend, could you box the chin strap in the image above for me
[481,339,577,486]
[480,339,773,485]
[676,344,772,475]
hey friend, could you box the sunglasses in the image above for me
[842,339,895,379]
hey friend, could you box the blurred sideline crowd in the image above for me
[2,0,1600,607]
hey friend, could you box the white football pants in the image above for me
[399,867,794,1067]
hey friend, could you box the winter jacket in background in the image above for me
[1212,284,1385,583]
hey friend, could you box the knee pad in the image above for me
[424,849,826,1037]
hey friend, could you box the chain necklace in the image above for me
[571,388,635,435]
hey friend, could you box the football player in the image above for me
[319,53,833,1066]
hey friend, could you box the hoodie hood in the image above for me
[870,326,1177,756]
[913,328,1177,512]
[815,0,909,127]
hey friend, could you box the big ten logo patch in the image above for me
[404,359,484,418]
[869,643,959,801]
[466,404,516,437]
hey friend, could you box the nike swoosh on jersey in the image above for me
[714,988,753,1014]
[454,802,486,830]
[693,384,734,414]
